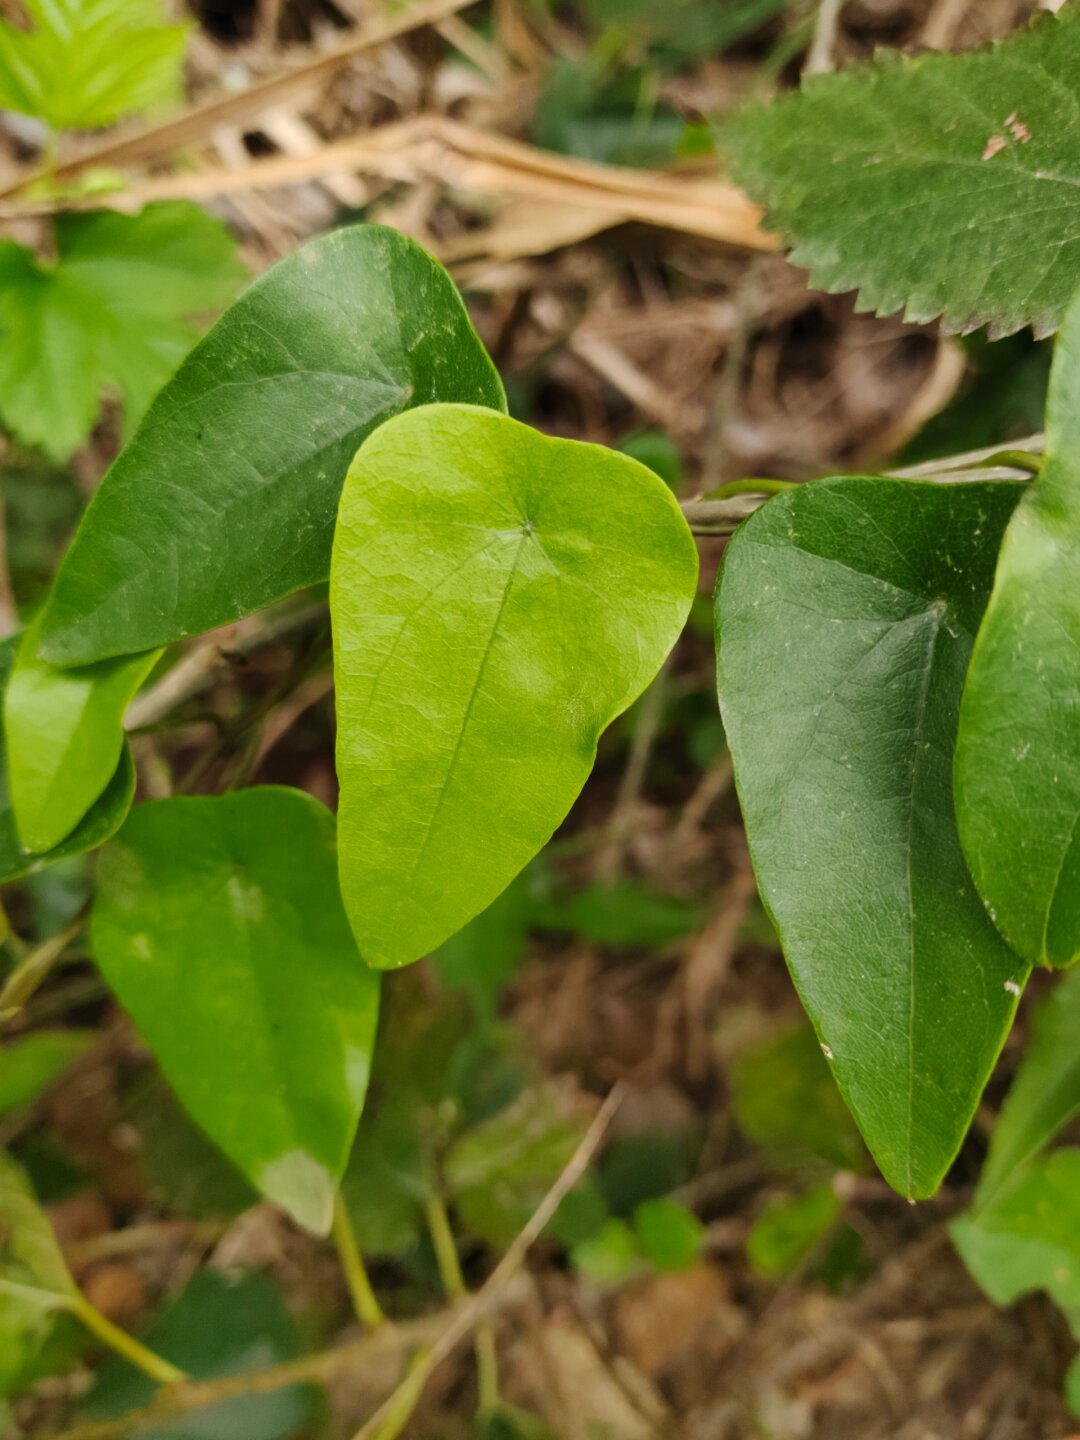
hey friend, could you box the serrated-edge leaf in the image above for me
[723,8,1080,338]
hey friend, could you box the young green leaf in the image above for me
[0,637,136,885]
[715,477,1027,1198]
[952,1149,1080,1313]
[331,403,698,969]
[724,8,1080,338]
[4,614,159,854]
[0,1031,93,1115]
[632,1198,704,1274]
[40,225,506,666]
[91,788,380,1235]
[956,284,1080,967]
[0,0,187,131]
[976,969,1080,1207]
[0,1151,77,1314]
[0,204,244,463]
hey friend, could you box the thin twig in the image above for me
[805,0,845,75]
[43,1284,529,1440]
[350,1084,626,1440]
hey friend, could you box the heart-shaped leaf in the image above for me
[955,284,1080,967]
[91,787,380,1235]
[4,614,158,853]
[715,476,1026,1197]
[331,403,698,969]
[39,224,506,667]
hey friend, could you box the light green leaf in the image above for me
[0,0,187,131]
[332,403,698,969]
[0,1151,76,1313]
[4,612,159,854]
[978,969,1080,1205]
[572,1218,638,1284]
[956,284,1080,967]
[715,476,1027,1197]
[40,225,506,666]
[952,1149,1080,1312]
[747,1185,840,1279]
[724,8,1080,337]
[0,636,136,885]
[0,1031,93,1115]
[0,204,244,463]
[91,788,380,1235]
[632,1198,704,1273]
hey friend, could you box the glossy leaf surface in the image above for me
[956,285,1080,967]
[4,614,158,854]
[92,787,380,1235]
[0,206,244,463]
[715,476,1026,1197]
[332,404,698,968]
[725,8,1080,338]
[41,226,506,666]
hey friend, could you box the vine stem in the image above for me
[43,1087,623,1440]
[352,1084,625,1440]
[332,1193,386,1330]
[424,1192,500,1416]
[68,1296,185,1386]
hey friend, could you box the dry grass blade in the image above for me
[0,117,773,256]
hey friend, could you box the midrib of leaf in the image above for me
[388,530,529,929]
[902,599,949,1199]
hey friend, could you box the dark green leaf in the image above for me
[731,1022,864,1173]
[5,613,158,853]
[583,0,786,62]
[40,226,505,665]
[716,476,1027,1197]
[531,881,703,948]
[332,403,697,969]
[81,1270,312,1440]
[724,9,1080,337]
[91,788,380,1235]
[0,0,187,130]
[0,1032,93,1115]
[956,284,1080,967]
[0,206,244,463]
